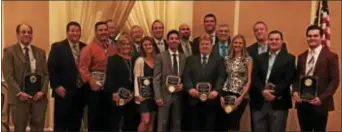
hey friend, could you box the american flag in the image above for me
[313,0,331,49]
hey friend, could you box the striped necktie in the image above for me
[72,43,82,87]
[306,51,315,76]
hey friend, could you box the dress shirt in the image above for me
[169,49,180,75]
[154,38,165,52]
[266,49,281,83]
[305,44,323,75]
[19,43,35,72]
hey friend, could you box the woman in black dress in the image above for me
[133,36,157,132]
[104,34,140,132]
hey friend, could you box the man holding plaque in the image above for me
[183,33,225,131]
[2,23,49,132]
[293,25,340,132]
[79,21,117,131]
[153,30,186,132]
[251,30,296,132]
[48,21,87,131]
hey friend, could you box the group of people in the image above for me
[2,13,339,132]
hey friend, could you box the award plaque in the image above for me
[196,82,211,101]
[138,76,154,99]
[165,75,181,93]
[23,72,43,96]
[223,95,237,114]
[116,88,133,106]
[299,75,318,101]
[92,72,106,87]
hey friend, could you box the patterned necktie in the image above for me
[72,43,82,87]
[306,51,315,76]
[24,47,31,72]
[221,45,227,57]
[172,54,178,75]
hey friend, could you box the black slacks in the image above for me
[110,100,140,132]
[86,89,111,131]
[297,102,328,132]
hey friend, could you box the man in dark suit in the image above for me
[151,20,168,54]
[247,21,287,132]
[193,13,219,55]
[2,24,49,132]
[183,33,225,131]
[212,24,230,58]
[48,21,87,131]
[178,23,193,58]
[153,30,186,132]
[130,25,144,58]
[293,25,340,132]
[251,30,296,132]
[106,19,119,44]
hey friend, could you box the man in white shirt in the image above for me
[193,13,218,55]
[151,20,168,54]
[130,25,144,58]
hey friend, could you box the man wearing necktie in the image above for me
[106,19,119,44]
[183,33,225,131]
[251,30,295,132]
[212,24,230,58]
[178,23,193,58]
[151,20,168,54]
[293,25,340,132]
[2,24,49,132]
[193,13,218,55]
[48,21,87,131]
[130,25,144,58]
[153,30,186,132]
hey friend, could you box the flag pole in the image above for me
[317,0,323,27]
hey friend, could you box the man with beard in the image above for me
[130,25,144,58]
[48,21,87,131]
[79,21,117,131]
[106,19,119,44]
[193,13,219,55]
[151,20,168,54]
[178,23,193,57]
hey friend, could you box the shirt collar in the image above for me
[68,40,79,46]
[269,49,281,56]
[210,32,216,37]
[200,53,210,59]
[168,49,179,55]
[19,42,32,50]
[219,41,229,47]
[154,38,164,44]
[308,44,322,55]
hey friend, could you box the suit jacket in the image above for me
[47,39,86,98]
[131,43,141,58]
[192,36,219,55]
[293,47,340,111]
[153,50,186,104]
[152,39,168,54]
[183,53,226,105]
[251,49,295,110]
[2,43,49,104]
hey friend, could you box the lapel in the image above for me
[269,50,286,78]
[63,40,77,67]
[165,51,172,72]
[301,50,309,75]
[164,39,168,50]
[206,53,216,74]
[179,53,185,75]
[196,55,202,77]
[13,43,26,63]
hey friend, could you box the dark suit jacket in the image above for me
[152,39,168,54]
[293,47,340,111]
[192,36,219,55]
[47,39,86,98]
[251,49,295,110]
[247,42,288,60]
[183,53,226,105]
[2,43,49,104]
[131,43,141,58]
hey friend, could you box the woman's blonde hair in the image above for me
[116,34,132,53]
[228,34,249,60]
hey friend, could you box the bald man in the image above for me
[2,24,49,132]
[178,23,193,57]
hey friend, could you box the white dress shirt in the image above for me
[155,38,165,52]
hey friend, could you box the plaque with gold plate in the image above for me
[196,82,211,101]
[23,72,43,96]
[92,72,106,87]
[222,92,238,114]
[138,76,154,99]
[165,75,181,93]
[299,75,318,101]
[115,88,133,106]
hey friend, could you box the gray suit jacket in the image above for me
[153,50,186,103]
[2,43,49,104]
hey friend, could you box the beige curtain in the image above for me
[123,1,193,38]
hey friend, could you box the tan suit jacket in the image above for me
[2,43,49,104]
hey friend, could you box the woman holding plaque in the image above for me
[133,36,157,132]
[104,35,140,132]
[220,34,253,131]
